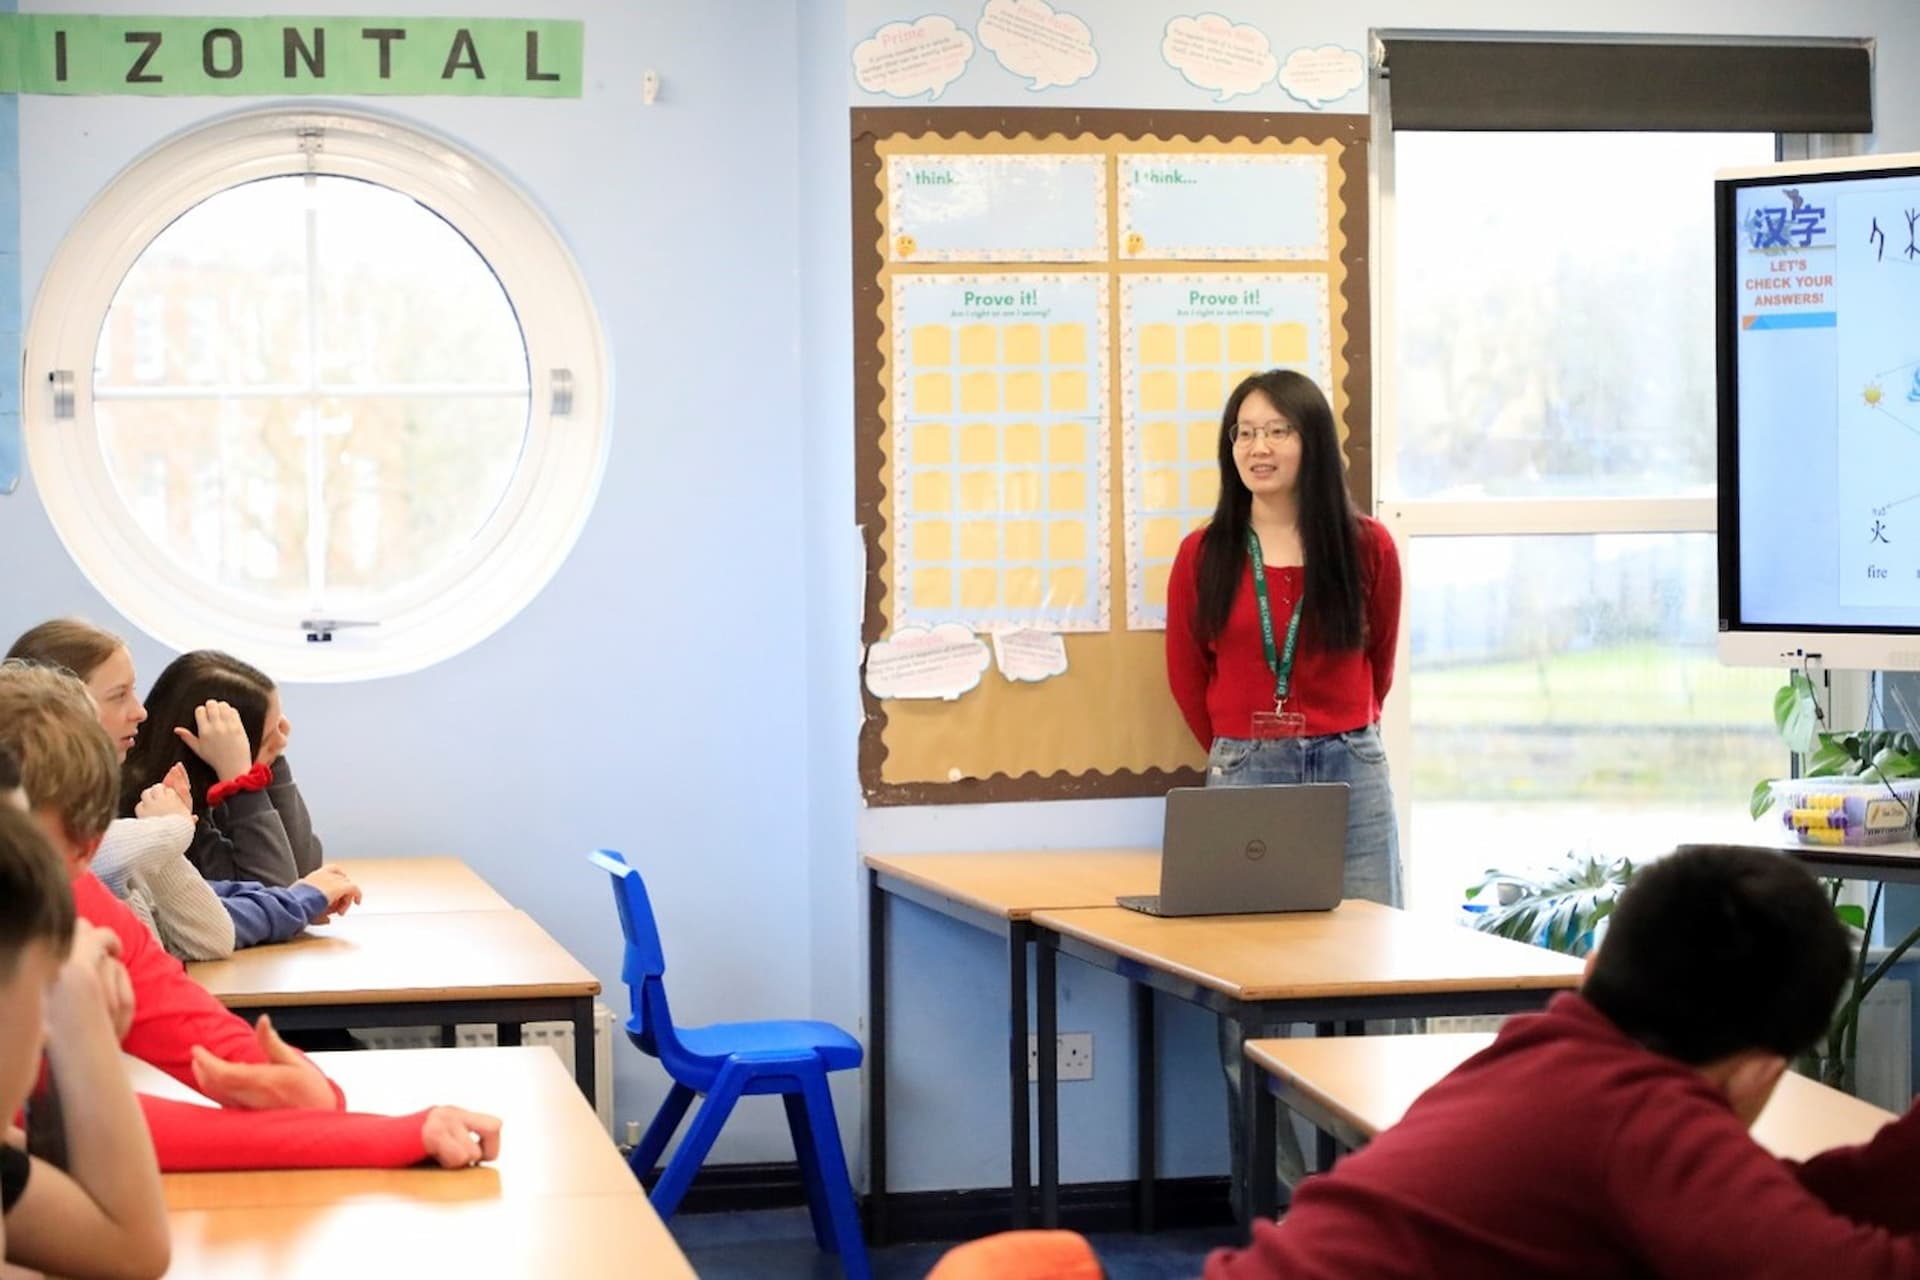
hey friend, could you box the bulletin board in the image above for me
[855,107,1369,805]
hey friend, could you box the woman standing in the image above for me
[1163,368,1404,1209]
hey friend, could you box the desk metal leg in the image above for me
[571,996,596,1106]
[1312,1021,1336,1173]
[1237,1014,1264,1220]
[1009,920,1032,1228]
[867,869,890,1244]
[1249,1076,1279,1222]
[498,1021,522,1047]
[1037,930,1059,1228]
[1134,982,1156,1232]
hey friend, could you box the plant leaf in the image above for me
[1836,904,1868,931]
[1751,778,1777,820]
[1776,679,1820,754]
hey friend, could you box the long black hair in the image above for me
[1191,369,1366,651]
[120,650,275,816]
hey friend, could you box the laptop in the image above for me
[1116,783,1349,917]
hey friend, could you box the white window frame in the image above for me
[1369,78,1860,878]
[23,107,609,682]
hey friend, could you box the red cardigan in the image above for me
[1165,515,1401,745]
[1206,993,1920,1279]
[74,871,431,1170]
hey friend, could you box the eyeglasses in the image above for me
[1230,422,1297,447]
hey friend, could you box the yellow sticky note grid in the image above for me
[1005,371,1044,413]
[960,521,998,562]
[1142,563,1172,609]
[912,423,951,465]
[911,471,951,512]
[912,520,952,562]
[960,569,999,611]
[1140,324,1178,365]
[1142,517,1183,560]
[1188,469,1220,510]
[960,372,998,414]
[1271,324,1308,364]
[913,567,953,609]
[1187,370,1224,412]
[1227,323,1264,364]
[1048,471,1087,512]
[1051,371,1089,413]
[1140,371,1179,413]
[1048,520,1087,562]
[1187,420,1217,461]
[1005,567,1044,610]
[960,471,999,513]
[1004,423,1042,463]
[1142,421,1180,464]
[1049,567,1089,609]
[1004,521,1042,561]
[1004,324,1043,365]
[1185,324,1221,363]
[958,324,998,366]
[913,373,952,416]
[1142,469,1181,512]
[1004,471,1042,513]
[1049,423,1087,463]
[959,423,998,465]
[1048,324,1087,365]
[911,325,951,366]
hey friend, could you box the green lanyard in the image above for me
[1246,528,1303,709]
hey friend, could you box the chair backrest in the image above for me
[588,849,682,1060]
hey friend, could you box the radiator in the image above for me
[350,1002,616,1136]
[1429,981,1914,1113]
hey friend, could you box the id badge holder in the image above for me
[1250,705,1307,739]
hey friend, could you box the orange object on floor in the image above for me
[926,1230,1103,1279]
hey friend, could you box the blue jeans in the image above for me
[1208,724,1403,1214]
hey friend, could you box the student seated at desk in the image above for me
[0,661,502,1173]
[119,648,322,889]
[1207,844,1920,1278]
[0,754,170,1280]
[8,622,360,960]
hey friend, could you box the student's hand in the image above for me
[163,762,193,809]
[188,1015,337,1111]
[420,1106,503,1168]
[133,778,192,821]
[296,866,362,923]
[256,715,291,769]
[49,922,136,1043]
[174,700,255,783]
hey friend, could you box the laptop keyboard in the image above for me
[1115,894,1164,916]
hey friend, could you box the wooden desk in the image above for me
[863,849,1161,1238]
[1029,902,1585,1226]
[1243,1032,1897,1213]
[130,1047,634,1209]
[1698,831,1920,887]
[326,857,512,915]
[165,1194,692,1278]
[188,911,601,1102]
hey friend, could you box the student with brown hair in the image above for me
[0,660,501,1172]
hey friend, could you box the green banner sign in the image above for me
[0,16,582,96]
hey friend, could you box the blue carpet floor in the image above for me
[672,1207,1241,1279]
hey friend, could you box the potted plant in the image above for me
[1465,849,1635,958]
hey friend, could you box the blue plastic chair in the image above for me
[590,849,870,1279]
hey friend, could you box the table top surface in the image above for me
[1031,901,1584,1001]
[130,1047,635,1211]
[324,857,513,915]
[1244,1032,1897,1162]
[163,1192,694,1280]
[187,910,600,1006]
[865,849,1164,919]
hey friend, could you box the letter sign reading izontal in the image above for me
[0,15,582,96]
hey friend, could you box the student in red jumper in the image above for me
[0,660,501,1172]
[1208,844,1920,1278]
[1164,368,1403,1207]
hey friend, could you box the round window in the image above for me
[26,110,607,680]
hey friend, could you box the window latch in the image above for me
[48,370,75,420]
[300,618,378,643]
[550,368,574,417]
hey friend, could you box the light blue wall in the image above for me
[843,0,1920,1192]
[3,0,1918,1194]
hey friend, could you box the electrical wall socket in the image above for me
[1026,1032,1094,1082]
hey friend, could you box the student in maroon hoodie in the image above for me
[1207,843,1920,1278]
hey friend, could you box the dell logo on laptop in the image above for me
[1244,840,1268,862]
